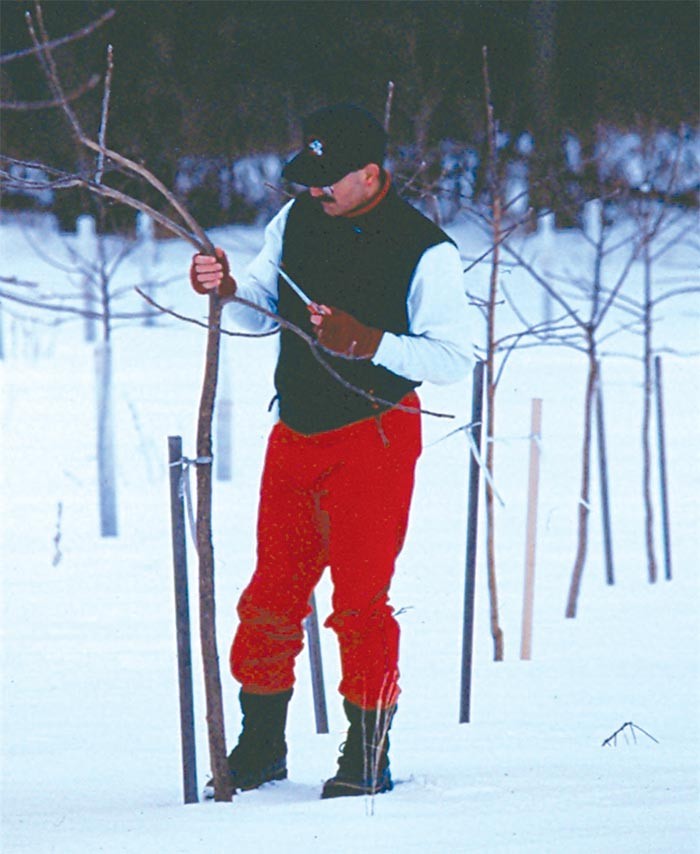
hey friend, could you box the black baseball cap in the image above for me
[282,104,387,187]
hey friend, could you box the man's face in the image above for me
[308,166,376,217]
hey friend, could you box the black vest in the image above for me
[275,188,453,434]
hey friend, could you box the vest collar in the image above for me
[345,170,392,219]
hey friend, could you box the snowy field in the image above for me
[1,209,699,853]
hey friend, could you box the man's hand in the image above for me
[190,247,236,298]
[309,305,383,359]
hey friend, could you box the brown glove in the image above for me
[190,247,236,298]
[310,305,383,360]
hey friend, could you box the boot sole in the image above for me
[321,777,393,799]
[202,767,287,799]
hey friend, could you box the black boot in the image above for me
[203,689,292,798]
[321,700,396,799]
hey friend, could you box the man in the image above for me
[190,104,471,798]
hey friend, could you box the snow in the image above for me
[1,209,699,853]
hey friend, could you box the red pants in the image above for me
[230,393,422,709]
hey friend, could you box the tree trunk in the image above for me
[195,293,232,802]
[565,340,598,617]
[528,0,558,216]
[485,193,504,660]
[642,240,658,583]
[482,47,504,661]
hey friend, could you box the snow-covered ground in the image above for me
[1,209,699,853]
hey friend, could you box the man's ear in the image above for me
[364,162,382,184]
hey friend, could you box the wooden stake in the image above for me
[520,399,542,661]
[95,342,117,537]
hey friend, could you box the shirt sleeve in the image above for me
[372,241,473,384]
[224,200,293,333]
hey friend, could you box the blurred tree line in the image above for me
[1,0,698,228]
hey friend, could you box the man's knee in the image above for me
[325,599,396,639]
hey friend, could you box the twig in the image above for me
[601,721,659,747]
[52,501,63,567]
[135,288,455,421]
[134,288,276,339]
[0,74,101,110]
[383,80,395,133]
[26,5,83,139]
[0,286,153,321]
[462,216,528,274]
[0,274,38,289]
[502,241,586,330]
[0,8,115,64]
[95,45,113,184]
[1,156,199,245]
[651,286,700,307]
[23,8,213,253]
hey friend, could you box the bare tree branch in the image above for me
[0,285,151,322]
[0,8,115,65]
[501,240,586,329]
[651,285,700,306]
[0,274,40,291]
[95,45,113,184]
[1,156,199,245]
[0,74,101,110]
[21,7,213,253]
[135,288,455,421]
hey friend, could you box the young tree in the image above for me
[503,192,642,617]
[8,204,172,535]
[618,128,699,582]
[480,48,505,661]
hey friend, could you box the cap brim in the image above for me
[282,150,351,187]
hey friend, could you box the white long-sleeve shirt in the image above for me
[227,199,472,385]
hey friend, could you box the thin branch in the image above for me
[134,288,277,339]
[0,73,101,110]
[0,274,39,288]
[654,344,700,357]
[383,80,395,133]
[499,278,572,341]
[650,218,698,264]
[596,317,645,346]
[15,222,85,276]
[493,320,582,387]
[26,4,84,139]
[602,721,659,747]
[95,45,113,184]
[135,288,455,421]
[0,286,151,321]
[462,215,529,274]
[0,8,115,65]
[5,150,454,421]
[501,241,586,330]
[23,7,212,253]
[1,157,200,245]
[651,285,700,306]
[501,188,529,215]
[595,241,641,326]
